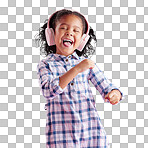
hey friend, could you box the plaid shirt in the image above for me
[37,52,122,148]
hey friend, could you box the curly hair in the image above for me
[35,9,97,58]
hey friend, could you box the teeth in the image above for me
[63,39,72,44]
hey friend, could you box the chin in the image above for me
[63,48,75,54]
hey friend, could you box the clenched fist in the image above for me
[75,59,95,73]
[105,89,121,105]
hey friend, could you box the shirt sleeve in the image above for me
[88,64,124,102]
[37,59,65,100]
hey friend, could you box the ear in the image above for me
[77,34,90,51]
[45,28,55,46]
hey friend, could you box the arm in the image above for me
[59,66,79,89]
[37,60,65,100]
[59,59,95,89]
[88,63,124,103]
[37,59,94,99]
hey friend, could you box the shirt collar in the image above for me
[48,51,80,61]
[71,51,80,60]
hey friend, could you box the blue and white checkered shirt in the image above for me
[37,51,122,148]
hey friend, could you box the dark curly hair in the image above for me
[35,9,97,58]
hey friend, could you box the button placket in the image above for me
[65,56,73,86]
[65,58,71,71]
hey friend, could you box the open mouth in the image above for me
[63,39,73,47]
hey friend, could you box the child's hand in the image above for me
[105,90,121,105]
[75,59,95,73]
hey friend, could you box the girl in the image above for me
[36,9,123,148]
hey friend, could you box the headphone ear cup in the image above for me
[77,34,90,51]
[45,28,55,46]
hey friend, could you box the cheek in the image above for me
[75,35,82,44]
[54,28,62,39]
[54,32,62,43]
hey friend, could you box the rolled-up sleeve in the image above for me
[37,59,65,100]
[88,64,124,101]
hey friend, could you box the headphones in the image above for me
[45,9,90,51]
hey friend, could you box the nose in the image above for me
[66,30,73,36]
[66,32,72,36]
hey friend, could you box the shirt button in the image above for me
[65,59,68,62]
[71,82,74,86]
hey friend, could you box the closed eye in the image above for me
[60,27,67,30]
[74,29,80,33]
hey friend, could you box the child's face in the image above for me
[54,14,83,56]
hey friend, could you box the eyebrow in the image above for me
[60,23,82,30]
